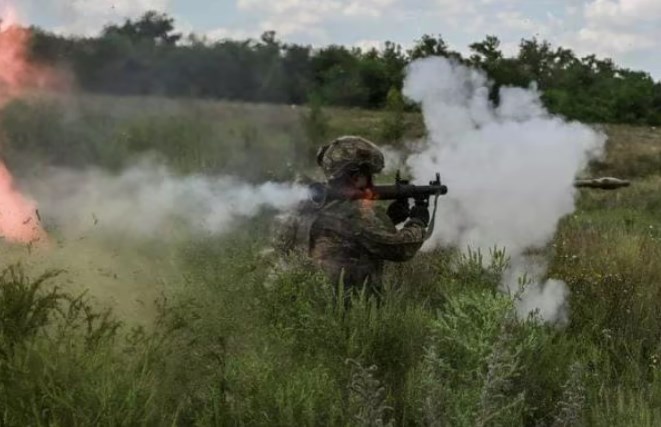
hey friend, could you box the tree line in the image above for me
[26,11,661,124]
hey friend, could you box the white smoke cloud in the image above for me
[381,145,406,174]
[25,159,308,239]
[504,257,570,325]
[5,158,310,325]
[402,56,606,324]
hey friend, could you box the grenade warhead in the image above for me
[573,177,630,190]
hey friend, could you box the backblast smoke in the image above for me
[0,7,307,323]
[26,161,309,239]
[10,161,308,324]
[402,57,606,324]
[0,6,68,244]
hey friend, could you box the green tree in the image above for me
[408,34,449,59]
[469,35,503,67]
[301,93,330,163]
[23,19,661,125]
[380,86,407,143]
[102,11,181,46]
[313,45,369,106]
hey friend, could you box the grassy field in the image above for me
[1,94,661,426]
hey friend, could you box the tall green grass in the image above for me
[0,94,660,425]
[1,94,412,182]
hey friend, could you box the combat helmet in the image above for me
[316,136,385,180]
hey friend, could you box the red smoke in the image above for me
[0,6,66,244]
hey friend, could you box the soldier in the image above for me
[273,135,430,299]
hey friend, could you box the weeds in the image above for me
[475,318,526,427]
[552,363,586,427]
[0,97,659,425]
[347,359,395,427]
[0,266,64,357]
[0,264,167,426]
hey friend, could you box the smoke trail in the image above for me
[402,57,606,324]
[12,159,309,324]
[0,9,69,244]
[26,159,309,240]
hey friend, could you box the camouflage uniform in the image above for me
[273,136,427,295]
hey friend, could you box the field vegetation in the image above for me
[27,11,661,126]
[1,94,661,426]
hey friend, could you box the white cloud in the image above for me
[20,0,170,35]
[454,9,550,43]
[66,0,168,17]
[578,28,657,53]
[260,12,328,38]
[238,0,343,14]
[574,27,656,55]
[353,39,384,51]
[585,0,661,26]
[344,0,397,18]
[236,0,401,38]
[563,0,661,58]
[419,0,549,37]
[238,0,398,15]
[237,0,340,38]
[433,0,476,16]
[432,0,522,17]
[496,11,538,32]
[204,27,257,42]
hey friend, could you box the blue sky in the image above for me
[8,0,661,80]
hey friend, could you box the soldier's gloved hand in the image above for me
[409,202,430,227]
[387,199,410,225]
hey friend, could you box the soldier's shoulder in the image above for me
[318,200,362,219]
[309,200,362,235]
[271,200,323,254]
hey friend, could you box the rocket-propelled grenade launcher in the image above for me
[573,177,630,190]
[309,170,448,205]
[308,174,628,205]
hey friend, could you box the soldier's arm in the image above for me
[314,202,426,262]
[355,213,426,262]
